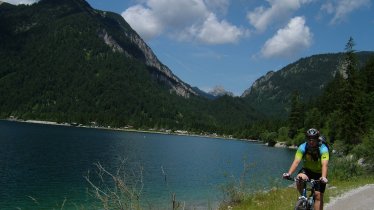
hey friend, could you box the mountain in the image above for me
[0,0,197,98]
[208,85,234,98]
[242,51,374,117]
[4,0,371,134]
[0,0,261,133]
[191,86,216,99]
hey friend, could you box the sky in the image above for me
[4,0,374,96]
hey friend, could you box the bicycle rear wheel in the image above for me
[294,199,307,210]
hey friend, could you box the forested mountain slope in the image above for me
[242,52,374,117]
[0,0,260,133]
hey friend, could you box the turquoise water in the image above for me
[0,120,295,209]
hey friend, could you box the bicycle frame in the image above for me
[286,177,319,210]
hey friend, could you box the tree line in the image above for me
[251,38,374,171]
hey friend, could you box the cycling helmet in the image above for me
[306,128,320,140]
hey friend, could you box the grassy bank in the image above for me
[220,175,374,210]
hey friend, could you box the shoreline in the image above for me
[274,141,298,149]
[2,118,260,143]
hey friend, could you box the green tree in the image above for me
[288,91,304,138]
[337,37,365,147]
[362,56,374,93]
[353,129,374,172]
[317,72,345,115]
[361,56,374,130]
[304,107,322,130]
[277,127,291,144]
[260,131,277,146]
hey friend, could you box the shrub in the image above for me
[329,155,363,180]
[277,127,291,143]
[292,131,305,146]
[352,129,374,171]
[84,160,144,210]
[259,131,277,146]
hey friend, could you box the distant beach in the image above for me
[3,117,259,143]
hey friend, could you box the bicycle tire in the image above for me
[294,199,307,210]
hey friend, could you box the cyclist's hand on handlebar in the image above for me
[320,177,328,183]
[282,173,290,179]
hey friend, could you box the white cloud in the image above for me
[247,0,313,32]
[321,0,370,24]
[261,16,312,58]
[196,13,249,44]
[2,0,38,5]
[121,5,163,40]
[122,0,247,44]
[147,0,208,28]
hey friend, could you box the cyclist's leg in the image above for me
[314,180,326,210]
[314,191,323,210]
[296,168,309,194]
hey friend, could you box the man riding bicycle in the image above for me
[283,128,329,210]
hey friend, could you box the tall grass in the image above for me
[18,155,374,210]
[219,186,298,210]
[84,160,144,210]
[221,174,374,210]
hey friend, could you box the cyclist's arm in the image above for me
[287,158,301,175]
[321,159,328,178]
[287,144,304,175]
[321,147,329,178]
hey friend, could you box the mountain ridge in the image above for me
[209,85,234,97]
[2,0,199,98]
[1,0,373,135]
[242,51,374,117]
[0,0,259,133]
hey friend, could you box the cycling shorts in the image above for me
[298,168,326,193]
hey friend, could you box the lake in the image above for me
[0,120,295,209]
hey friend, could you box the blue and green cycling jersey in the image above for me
[295,142,329,173]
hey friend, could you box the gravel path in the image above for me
[325,184,374,210]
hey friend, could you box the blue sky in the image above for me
[5,0,374,96]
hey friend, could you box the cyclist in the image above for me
[283,128,329,210]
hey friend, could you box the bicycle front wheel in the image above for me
[294,199,307,210]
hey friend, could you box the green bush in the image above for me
[329,155,363,180]
[259,131,277,146]
[352,129,374,171]
[292,131,305,146]
[277,127,291,143]
[332,140,353,156]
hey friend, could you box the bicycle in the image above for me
[286,176,320,210]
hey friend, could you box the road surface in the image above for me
[325,184,374,210]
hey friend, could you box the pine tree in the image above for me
[318,71,345,114]
[362,56,374,93]
[337,37,365,147]
[361,56,374,130]
[288,91,304,138]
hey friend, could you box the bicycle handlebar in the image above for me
[284,176,321,183]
